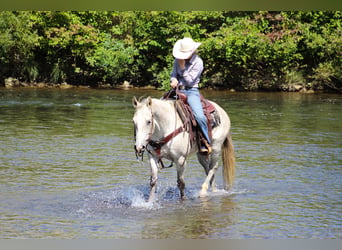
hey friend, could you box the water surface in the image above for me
[0,88,341,238]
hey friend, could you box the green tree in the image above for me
[0,11,40,82]
[0,11,340,92]
[85,33,138,83]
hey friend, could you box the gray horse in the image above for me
[133,96,235,201]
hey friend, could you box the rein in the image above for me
[134,91,190,169]
[147,125,184,156]
[146,112,186,169]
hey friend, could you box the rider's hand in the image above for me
[171,78,178,89]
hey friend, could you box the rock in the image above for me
[293,84,303,91]
[36,82,47,88]
[98,83,112,89]
[19,82,28,87]
[299,87,315,93]
[4,77,20,88]
[59,82,73,89]
[121,80,132,89]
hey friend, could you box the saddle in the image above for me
[162,88,220,151]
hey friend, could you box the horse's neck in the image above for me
[151,99,180,137]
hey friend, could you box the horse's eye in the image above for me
[147,120,151,125]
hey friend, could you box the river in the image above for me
[0,88,341,238]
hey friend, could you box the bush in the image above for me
[311,62,342,92]
[85,34,138,84]
[0,11,340,92]
[0,11,40,82]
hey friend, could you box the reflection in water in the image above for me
[140,191,237,239]
[0,88,341,238]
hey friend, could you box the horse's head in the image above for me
[132,96,154,155]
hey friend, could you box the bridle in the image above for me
[134,110,154,161]
[134,99,186,169]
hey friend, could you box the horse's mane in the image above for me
[138,96,146,103]
[139,96,169,105]
[134,96,174,112]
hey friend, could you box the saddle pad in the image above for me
[201,99,216,114]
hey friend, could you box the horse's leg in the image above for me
[208,159,219,192]
[197,153,210,174]
[197,153,211,187]
[198,152,220,197]
[175,157,187,199]
[148,156,159,202]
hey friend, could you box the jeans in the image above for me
[181,88,211,144]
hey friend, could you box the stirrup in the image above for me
[200,140,212,154]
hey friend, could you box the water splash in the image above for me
[72,183,250,220]
[124,186,160,209]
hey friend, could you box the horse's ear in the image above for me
[147,96,152,107]
[132,96,138,107]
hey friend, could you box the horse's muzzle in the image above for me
[134,145,146,160]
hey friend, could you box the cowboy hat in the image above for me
[172,37,201,59]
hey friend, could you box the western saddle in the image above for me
[162,88,220,153]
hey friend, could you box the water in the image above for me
[0,88,341,239]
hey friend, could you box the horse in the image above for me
[132,96,235,202]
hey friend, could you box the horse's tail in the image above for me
[222,132,235,190]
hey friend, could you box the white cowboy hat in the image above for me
[172,37,201,59]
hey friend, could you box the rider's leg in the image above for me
[184,88,211,153]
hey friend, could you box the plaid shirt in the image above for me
[170,54,203,88]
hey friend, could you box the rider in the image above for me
[170,37,211,154]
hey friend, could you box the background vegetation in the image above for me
[0,11,341,91]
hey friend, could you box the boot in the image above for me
[200,139,212,154]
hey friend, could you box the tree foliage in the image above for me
[0,11,340,91]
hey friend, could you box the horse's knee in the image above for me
[177,179,185,189]
[150,176,157,188]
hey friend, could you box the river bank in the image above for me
[2,78,139,90]
[2,77,325,93]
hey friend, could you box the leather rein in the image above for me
[135,96,187,169]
